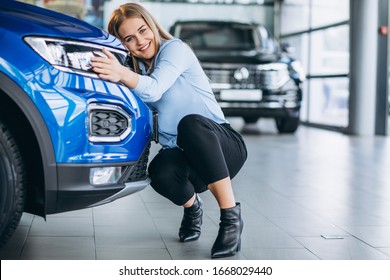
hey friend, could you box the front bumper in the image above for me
[215,89,301,119]
[51,142,151,213]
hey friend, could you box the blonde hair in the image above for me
[108,3,172,74]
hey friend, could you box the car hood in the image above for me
[193,49,281,64]
[0,1,124,49]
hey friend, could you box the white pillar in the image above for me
[348,0,379,135]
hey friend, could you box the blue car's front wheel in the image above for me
[0,120,26,248]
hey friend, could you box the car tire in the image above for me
[243,117,259,124]
[275,116,300,133]
[0,120,26,248]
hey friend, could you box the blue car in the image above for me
[0,1,153,246]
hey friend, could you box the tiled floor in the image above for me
[1,118,390,260]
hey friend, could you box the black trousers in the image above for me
[148,114,247,206]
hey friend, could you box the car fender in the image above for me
[0,71,57,215]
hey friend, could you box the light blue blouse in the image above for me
[132,39,227,148]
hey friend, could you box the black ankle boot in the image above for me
[179,195,203,242]
[211,203,243,258]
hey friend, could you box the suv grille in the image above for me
[88,103,132,142]
[91,110,128,136]
[203,63,290,90]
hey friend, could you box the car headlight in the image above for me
[257,63,291,90]
[289,60,306,82]
[24,36,127,77]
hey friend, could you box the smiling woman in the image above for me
[91,2,248,259]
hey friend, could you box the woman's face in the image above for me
[118,17,156,66]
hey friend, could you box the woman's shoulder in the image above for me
[160,38,187,50]
[157,38,194,60]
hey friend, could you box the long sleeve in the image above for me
[132,40,195,103]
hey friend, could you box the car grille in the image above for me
[202,63,290,90]
[91,110,128,136]
[88,103,132,142]
[125,141,150,183]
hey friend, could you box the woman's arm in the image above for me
[92,40,196,103]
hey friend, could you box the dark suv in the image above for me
[0,1,153,247]
[170,20,305,133]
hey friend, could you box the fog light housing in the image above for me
[90,167,122,185]
[88,103,132,143]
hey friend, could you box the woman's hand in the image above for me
[91,48,126,83]
[91,48,139,88]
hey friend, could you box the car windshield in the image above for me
[179,23,258,50]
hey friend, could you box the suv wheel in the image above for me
[0,120,26,247]
[275,116,300,133]
[243,117,259,124]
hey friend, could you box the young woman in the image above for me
[91,3,247,258]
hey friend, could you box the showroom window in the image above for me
[279,0,350,129]
[18,0,105,29]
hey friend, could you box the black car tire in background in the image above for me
[243,117,259,124]
[275,106,301,133]
[275,116,300,133]
[0,120,26,247]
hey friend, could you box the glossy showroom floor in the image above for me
[1,118,390,260]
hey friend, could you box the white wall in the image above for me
[103,0,272,33]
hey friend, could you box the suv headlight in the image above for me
[289,60,306,82]
[24,37,127,77]
[257,63,291,90]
